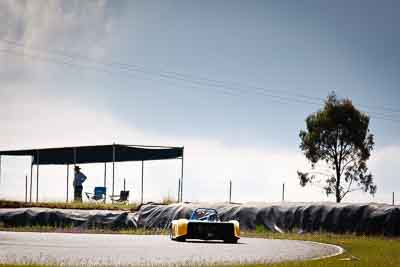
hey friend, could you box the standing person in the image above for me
[73,166,87,202]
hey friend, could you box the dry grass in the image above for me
[0,199,137,211]
[161,195,177,205]
[0,197,177,211]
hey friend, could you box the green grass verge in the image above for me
[239,230,400,267]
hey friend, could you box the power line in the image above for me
[0,47,314,108]
[1,45,398,123]
[2,38,399,115]
[0,41,399,123]
[0,39,321,106]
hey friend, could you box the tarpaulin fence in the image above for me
[0,208,137,229]
[1,202,399,235]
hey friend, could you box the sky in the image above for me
[0,0,399,204]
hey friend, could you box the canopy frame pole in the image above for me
[73,148,77,202]
[112,144,115,203]
[141,161,144,204]
[66,164,69,203]
[25,175,28,203]
[73,148,77,168]
[36,150,39,203]
[29,156,33,203]
[180,147,184,203]
[104,162,107,203]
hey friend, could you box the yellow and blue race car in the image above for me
[170,208,240,243]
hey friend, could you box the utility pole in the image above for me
[229,180,232,204]
[393,192,395,206]
[282,183,285,202]
[180,148,184,203]
[36,151,39,203]
[177,178,181,202]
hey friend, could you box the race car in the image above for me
[170,208,240,243]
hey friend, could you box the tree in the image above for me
[298,92,376,203]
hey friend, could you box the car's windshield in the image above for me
[190,208,219,221]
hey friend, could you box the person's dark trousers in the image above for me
[74,185,83,202]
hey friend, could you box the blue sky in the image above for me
[0,0,399,203]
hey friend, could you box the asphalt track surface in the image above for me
[0,232,343,266]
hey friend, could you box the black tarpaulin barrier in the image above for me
[1,203,400,235]
[136,202,400,236]
[0,208,137,229]
[0,144,183,165]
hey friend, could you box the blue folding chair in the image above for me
[85,187,107,202]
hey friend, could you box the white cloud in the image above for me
[1,0,112,48]
[0,0,115,80]
[368,146,400,200]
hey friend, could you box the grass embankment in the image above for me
[239,227,400,267]
[0,199,138,211]
[0,225,399,267]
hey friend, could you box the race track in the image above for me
[0,232,343,266]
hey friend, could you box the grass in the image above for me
[0,199,138,211]
[239,227,400,267]
[0,198,179,211]
[161,194,177,205]
[0,225,399,267]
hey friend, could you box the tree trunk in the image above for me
[335,189,341,203]
[335,166,341,203]
[333,153,342,203]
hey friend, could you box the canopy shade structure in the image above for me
[0,144,183,165]
[0,144,184,204]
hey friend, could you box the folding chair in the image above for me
[110,190,130,204]
[85,186,107,202]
